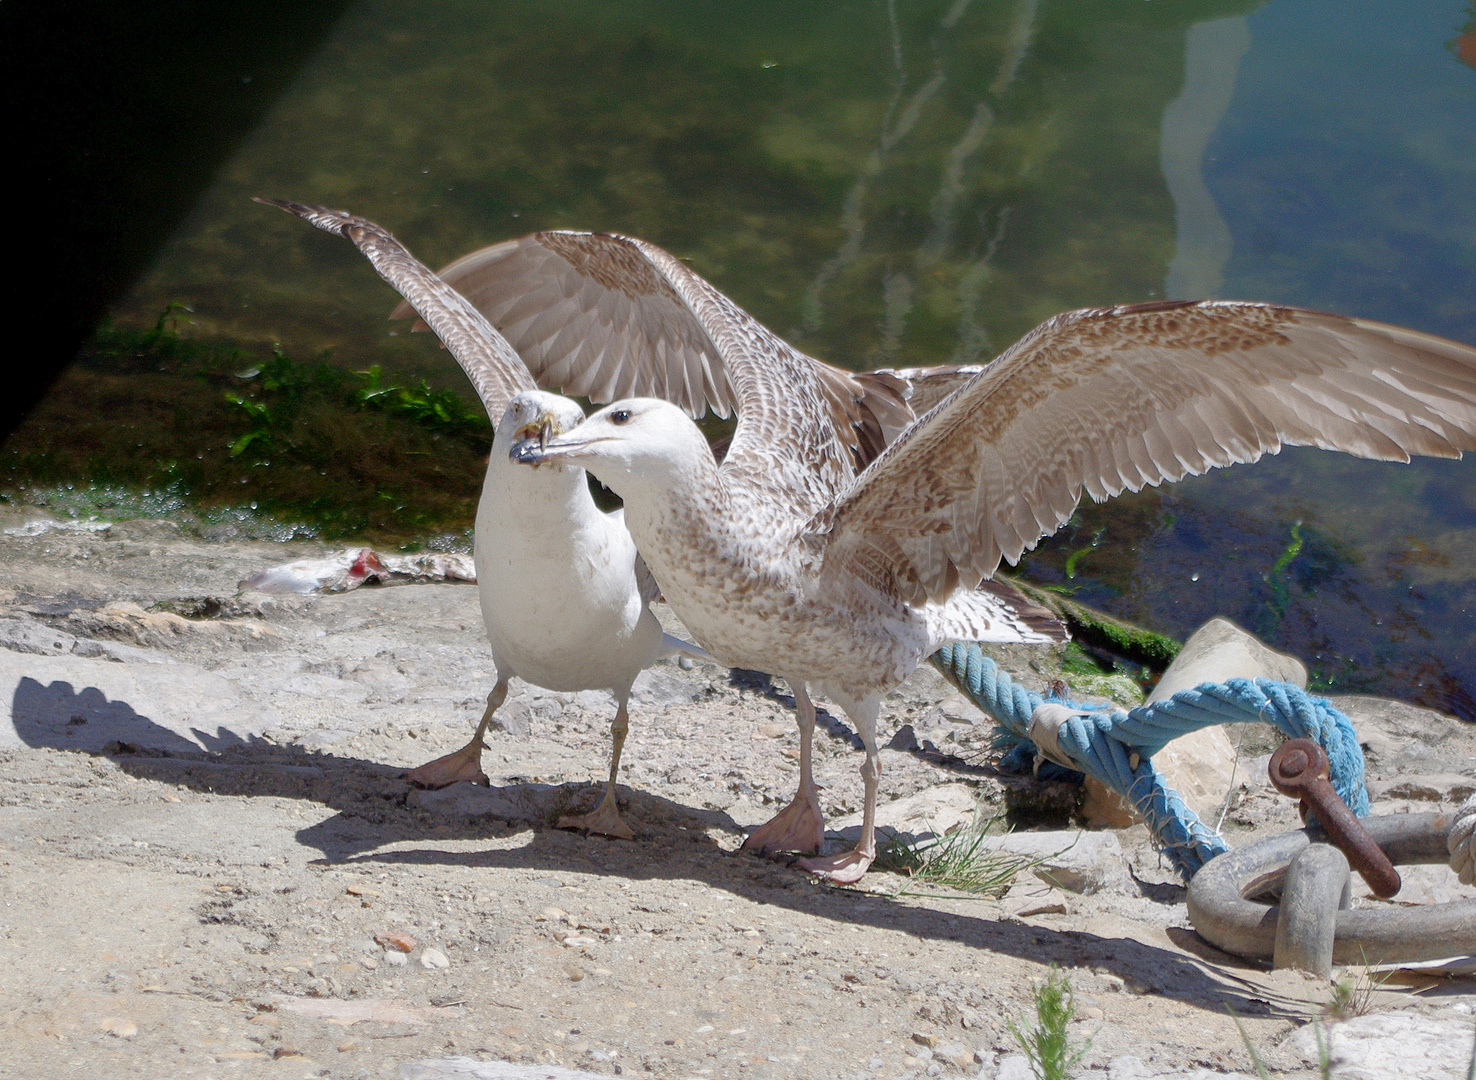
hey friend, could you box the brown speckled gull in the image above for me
[515,297,1476,881]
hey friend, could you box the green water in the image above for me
[15,0,1476,716]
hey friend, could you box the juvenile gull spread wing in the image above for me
[399,232,732,419]
[406,230,912,496]
[816,300,1476,604]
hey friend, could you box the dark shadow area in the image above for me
[10,672,1306,1020]
[1132,866,1189,904]
[0,0,353,437]
[13,675,256,757]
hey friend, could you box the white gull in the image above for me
[260,199,721,837]
[514,299,1476,880]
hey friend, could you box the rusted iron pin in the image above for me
[1268,738,1402,899]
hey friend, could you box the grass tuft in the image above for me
[2,312,492,545]
[1323,959,1390,1022]
[875,806,1040,899]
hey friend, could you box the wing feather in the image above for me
[408,230,921,503]
[258,199,535,422]
[815,301,1476,602]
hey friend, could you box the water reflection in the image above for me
[79,0,1476,715]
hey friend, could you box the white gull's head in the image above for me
[494,390,587,459]
[510,397,712,491]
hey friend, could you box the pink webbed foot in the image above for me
[742,789,824,856]
[558,793,636,841]
[403,742,489,789]
[796,846,875,884]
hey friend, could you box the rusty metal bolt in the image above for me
[1268,738,1401,899]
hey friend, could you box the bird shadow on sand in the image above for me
[8,672,1302,1021]
[326,813,1310,1022]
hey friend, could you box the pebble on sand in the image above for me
[375,931,416,952]
[99,1016,137,1039]
[420,947,450,970]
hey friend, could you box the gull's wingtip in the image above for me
[252,195,311,217]
[252,196,357,239]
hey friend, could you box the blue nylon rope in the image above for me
[930,642,1369,880]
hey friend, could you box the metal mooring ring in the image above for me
[1187,812,1476,967]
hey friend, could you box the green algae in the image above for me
[1014,577,1182,673]
[0,319,489,546]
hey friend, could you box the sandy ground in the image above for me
[0,503,1473,1080]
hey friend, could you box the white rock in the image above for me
[401,1056,613,1079]
[988,830,1130,895]
[1150,617,1308,700]
[1001,882,1071,918]
[1106,1054,1259,1079]
[989,1054,1034,1080]
[4,517,110,537]
[1083,617,1307,827]
[1282,1011,1475,1080]
[279,672,371,703]
[1367,773,1476,803]
[0,617,77,656]
[830,782,980,845]
[630,667,704,707]
[0,649,280,754]
[383,949,408,967]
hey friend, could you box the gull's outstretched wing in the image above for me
[814,300,1476,605]
[258,199,536,423]
[401,231,911,500]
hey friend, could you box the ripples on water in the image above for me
[16,0,1476,714]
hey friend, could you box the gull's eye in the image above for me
[610,409,633,426]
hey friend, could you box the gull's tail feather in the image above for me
[925,578,1067,648]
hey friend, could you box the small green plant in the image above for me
[1007,966,1091,1080]
[225,393,275,457]
[1265,519,1306,625]
[4,309,492,544]
[874,807,1040,898]
[358,364,488,438]
[1064,527,1105,579]
[1323,958,1390,1021]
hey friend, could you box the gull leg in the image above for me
[743,681,824,856]
[798,697,881,883]
[404,679,507,788]
[558,696,637,840]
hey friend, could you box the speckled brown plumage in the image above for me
[816,301,1476,605]
[519,295,1476,880]
[395,229,914,476]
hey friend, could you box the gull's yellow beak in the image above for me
[512,411,558,449]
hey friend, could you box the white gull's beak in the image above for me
[509,430,609,466]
